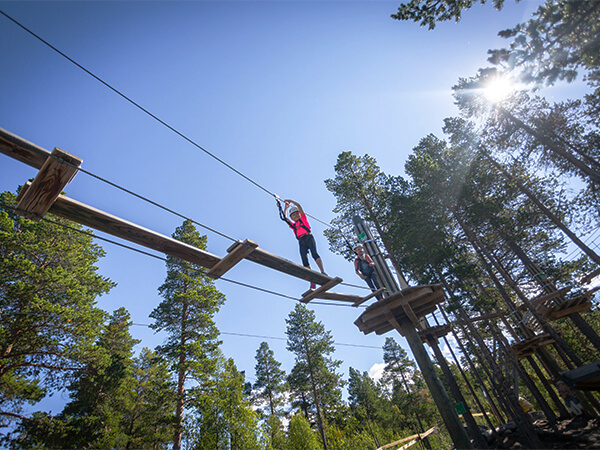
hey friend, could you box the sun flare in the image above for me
[483,76,516,103]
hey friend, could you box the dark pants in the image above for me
[363,270,382,300]
[299,234,320,267]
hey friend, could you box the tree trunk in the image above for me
[299,323,328,450]
[497,106,600,185]
[455,308,545,448]
[484,153,600,266]
[453,210,582,367]
[428,332,489,448]
[173,298,189,450]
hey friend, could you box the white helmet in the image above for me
[288,206,299,216]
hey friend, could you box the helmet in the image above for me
[288,206,299,216]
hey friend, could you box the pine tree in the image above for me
[347,367,384,448]
[123,348,176,448]
[253,341,287,419]
[60,307,140,447]
[149,219,225,450]
[285,303,343,450]
[187,358,261,449]
[286,412,320,450]
[0,190,112,429]
[8,308,142,448]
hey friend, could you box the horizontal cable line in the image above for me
[340,281,370,290]
[73,163,237,243]
[130,325,381,349]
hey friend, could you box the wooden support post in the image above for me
[301,277,343,303]
[16,148,82,221]
[207,240,258,279]
[383,308,473,450]
[399,298,420,326]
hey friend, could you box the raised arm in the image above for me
[284,199,305,216]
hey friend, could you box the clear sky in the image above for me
[0,0,584,413]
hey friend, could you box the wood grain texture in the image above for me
[207,240,258,279]
[49,194,221,269]
[0,126,51,169]
[16,148,81,220]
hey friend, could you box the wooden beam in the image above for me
[301,277,343,303]
[582,267,600,285]
[399,298,420,326]
[353,288,385,307]
[308,291,362,303]
[16,148,82,221]
[243,246,332,285]
[48,194,222,269]
[0,126,51,170]
[517,287,571,310]
[207,240,258,279]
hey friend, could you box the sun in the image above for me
[483,76,516,103]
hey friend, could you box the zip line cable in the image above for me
[128,325,382,350]
[0,9,275,200]
[74,163,237,243]
[2,10,384,291]
[0,9,341,233]
[61,160,369,291]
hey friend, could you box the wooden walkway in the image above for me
[1,127,375,306]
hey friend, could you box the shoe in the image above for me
[310,282,316,290]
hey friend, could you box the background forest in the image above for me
[2,0,600,449]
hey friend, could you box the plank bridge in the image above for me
[0,127,374,305]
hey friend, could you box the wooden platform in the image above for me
[518,286,597,324]
[561,360,600,391]
[225,241,332,285]
[355,285,445,336]
[418,324,452,345]
[511,333,555,359]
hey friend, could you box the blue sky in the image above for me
[0,0,586,413]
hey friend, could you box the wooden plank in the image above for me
[48,194,222,269]
[549,302,592,320]
[207,239,258,279]
[301,277,343,303]
[353,288,385,307]
[359,287,435,323]
[311,291,363,302]
[377,424,438,450]
[355,287,445,335]
[243,246,332,285]
[0,127,51,170]
[16,148,82,221]
[582,267,600,285]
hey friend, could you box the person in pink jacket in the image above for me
[283,199,326,288]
